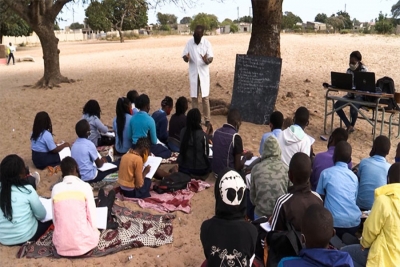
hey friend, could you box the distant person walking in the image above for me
[182,25,214,126]
[7,43,16,65]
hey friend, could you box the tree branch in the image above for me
[50,0,73,21]
[3,0,32,23]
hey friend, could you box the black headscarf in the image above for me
[214,168,247,220]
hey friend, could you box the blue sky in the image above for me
[59,0,396,28]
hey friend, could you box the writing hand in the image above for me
[144,165,151,175]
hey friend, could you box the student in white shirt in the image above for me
[182,25,214,126]
[7,42,16,65]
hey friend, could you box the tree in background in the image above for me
[0,1,31,45]
[190,13,219,32]
[326,15,345,32]
[69,22,84,30]
[392,0,400,18]
[281,11,302,30]
[247,0,283,57]
[85,1,111,32]
[315,13,327,23]
[234,15,252,23]
[221,18,238,33]
[54,22,61,31]
[157,13,177,25]
[180,16,192,24]
[86,0,148,42]
[375,11,394,34]
[336,11,352,29]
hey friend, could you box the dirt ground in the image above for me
[0,33,400,266]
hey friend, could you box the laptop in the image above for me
[354,72,376,92]
[331,72,353,90]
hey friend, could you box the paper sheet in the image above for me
[260,221,272,232]
[39,197,53,222]
[96,207,108,229]
[241,156,259,166]
[98,162,118,172]
[101,132,115,138]
[143,156,162,179]
[209,147,213,158]
[58,147,71,161]
[156,139,168,148]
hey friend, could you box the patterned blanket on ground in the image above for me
[116,179,210,214]
[17,205,175,259]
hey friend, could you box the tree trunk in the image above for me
[117,28,124,43]
[247,0,283,57]
[33,24,74,88]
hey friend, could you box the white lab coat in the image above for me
[182,37,214,98]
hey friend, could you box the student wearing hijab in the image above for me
[200,168,257,267]
[334,51,368,133]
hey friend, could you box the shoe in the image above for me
[108,148,114,162]
[32,171,40,187]
[346,126,355,133]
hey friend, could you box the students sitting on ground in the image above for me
[250,136,289,219]
[127,89,139,115]
[152,96,173,145]
[277,107,312,166]
[177,108,210,178]
[212,108,253,178]
[113,97,132,154]
[129,94,171,159]
[270,152,323,231]
[118,137,176,198]
[356,135,391,211]
[311,128,351,191]
[259,111,284,155]
[200,169,258,267]
[31,111,70,170]
[278,204,354,267]
[82,99,109,147]
[71,119,118,183]
[316,141,360,239]
[0,154,50,246]
[334,51,368,133]
[342,163,400,267]
[52,156,101,256]
[168,96,188,152]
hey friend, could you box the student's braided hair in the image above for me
[136,137,151,151]
[0,154,31,222]
[161,96,173,108]
[31,111,53,141]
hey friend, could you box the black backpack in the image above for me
[376,77,399,110]
[153,172,192,194]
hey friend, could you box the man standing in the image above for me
[7,42,16,65]
[182,25,214,125]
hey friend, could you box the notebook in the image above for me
[331,72,353,90]
[354,72,376,92]
[143,156,162,179]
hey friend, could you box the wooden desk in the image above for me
[324,87,394,140]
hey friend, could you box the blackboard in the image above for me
[231,54,282,125]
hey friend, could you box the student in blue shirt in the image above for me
[316,141,361,239]
[259,111,283,155]
[71,120,118,183]
[152,96,173,144]
[0,154,51,246]
[357,135,391,211]
[113,97,132,154]
[278,204,354,267]
[82,99,109,147]
[31,111,70,169]
[129,94,171,159]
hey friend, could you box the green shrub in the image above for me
[340,29,350,34]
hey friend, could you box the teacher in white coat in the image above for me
[182,25,214,126]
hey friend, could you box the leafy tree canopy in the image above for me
[157,12,177,25]
[0,1,31,41]
[190,13,219,31]
[180,16,192,24]
[281,11,302,30]
[315,13,327,23]
[69,22,84,29]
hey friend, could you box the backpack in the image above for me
[376,77,399,110]
[153,172,191,194]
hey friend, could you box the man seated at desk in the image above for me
[334,51,368,133]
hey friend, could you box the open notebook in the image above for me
[39,197,108,229]
[144,156,162,179]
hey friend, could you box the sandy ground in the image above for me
[1,33,400,266]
